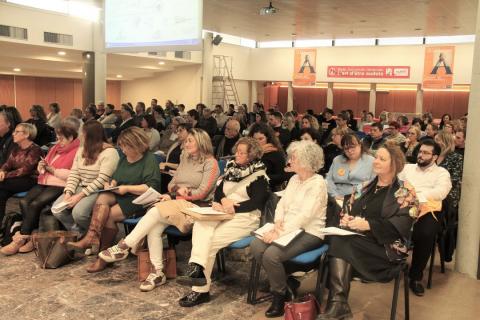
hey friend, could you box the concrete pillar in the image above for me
[456,2,480,279]
[82,51,95,108]
[249,80,258,111]
[201,32,214,106]
[415,84,423,115]
[287,81,294,112]
[327,82,334,107]
[369,83,376,115]
[93,19,106,104]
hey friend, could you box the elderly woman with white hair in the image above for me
[250,140,328,318]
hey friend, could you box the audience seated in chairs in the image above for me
[319,142,415,320]
[385,121,406,146]
[52,120,120,235]
[68,127,161,272]
[198,108,218,138]
[362,122,386,156]
[47,102,62,130]
[0,110,18,166]
[320,127,349,177]
[177,137,270,307]
[398,139,451,297]
[212,119,241,159]
[248,123,289,191]
[98,104,118,130]
[268,111,291,150]
[111,104,135,144]
[0,123,42,236]
[401,126,421,163]
[326,133,375,200]
[27,105,55,147]
[99,128,219,291]
[250,140,327,318]
[139,114,161,151]
[1,122,80,255]
[157,116,185,157]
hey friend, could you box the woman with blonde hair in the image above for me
[402,126,421,163]
[301,114,321,131]
[99,128,220,291]
[68,127,161,272]
[178,137,270,307]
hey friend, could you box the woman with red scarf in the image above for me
[1,122,80,255]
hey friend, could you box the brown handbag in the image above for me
[32,231,80,269]
[137,248,177,281]
[284,294,320,320]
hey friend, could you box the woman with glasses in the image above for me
[402,126,421,163]
[157,116,186,158]
[0,123,42,238]
[326,133,375,200]
[1,122,80,255]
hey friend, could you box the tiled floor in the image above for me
[1,200,479,320]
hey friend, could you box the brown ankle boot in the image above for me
[0,232,28,256]
[86,226,118,273]
[68,204,110,250]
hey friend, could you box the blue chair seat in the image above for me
[123,217,142,226]
[228,236,254,249]
[290,244,329,264]
[13,191,28,198]
[164,225,191,237]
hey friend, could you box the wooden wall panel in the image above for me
[15,76,36,119]
[54,78,75,117]
[73,79,83,108]
[375,91,416,115]
[277,86,288,114]
[423,91,469,119]
[263,85,279,109]
[106,80,121,108]
[0,75,15,106]
[452,92,469,119]
[34,77,56,109]
[292,87,327,114]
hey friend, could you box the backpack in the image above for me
[1,212,22,246]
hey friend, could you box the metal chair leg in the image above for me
[438,234,446,273]
[390,269,401,320]
[403,265,410,320]
[427,236,436,289]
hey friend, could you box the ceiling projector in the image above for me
[260,2,278,15]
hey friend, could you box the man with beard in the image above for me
[212,119,241,159]
[398,139,451,297]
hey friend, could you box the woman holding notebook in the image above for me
[250,140,328,318]
[176,137,270,307]
[67,127,160,272]
[99,128,219,292]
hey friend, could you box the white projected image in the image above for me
[105,0,202,51]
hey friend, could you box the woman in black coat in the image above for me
[318,142,415,320]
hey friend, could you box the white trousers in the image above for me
[189,212,260,293]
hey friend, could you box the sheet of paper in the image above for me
[273,229,303,247]
[275,190,285,197]
[188,207,226,215]
[252,223,275,237]
[51,201,70,214]
[319,227,363,236]
[132,187,162,205]
[94,186,120,193]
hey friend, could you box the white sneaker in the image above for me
[140,272,166,292]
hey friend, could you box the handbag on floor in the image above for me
[137,248,177,281]
[284,293,320,320]
[32,230,80,269]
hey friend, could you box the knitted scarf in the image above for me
[223,159,266,182]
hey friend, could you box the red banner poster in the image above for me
[293,49,317,86]
[327,66,410,79]
[423,46,455,89]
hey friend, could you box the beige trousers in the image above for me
[189,212,260,293]
[124,199,195,271]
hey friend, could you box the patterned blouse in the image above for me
[438,151,464,207]
[0,143,42,179]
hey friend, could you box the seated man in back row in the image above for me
[398,139,451,297]
[212,119,241,159]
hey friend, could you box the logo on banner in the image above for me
[293,49,317,86]
[423,46,455,89]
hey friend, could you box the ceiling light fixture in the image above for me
[158,61,165,65]
[13,68,21,72]
[260,1,278,15]
[58,51,66,56]
[116,74,123,78]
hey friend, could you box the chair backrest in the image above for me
[260,192,280,226]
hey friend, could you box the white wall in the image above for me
[0,2,94,50]
[121,65,202,108]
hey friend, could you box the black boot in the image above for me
[265,292,286,318]
[178,291,210,307]
[317,258,353,320]
[176,262,207,286]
